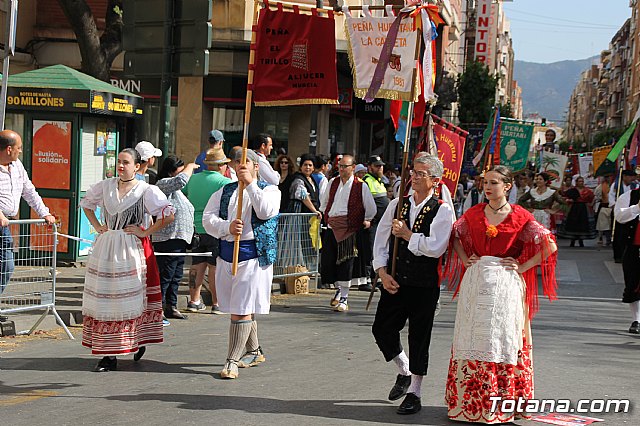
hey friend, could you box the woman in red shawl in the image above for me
[444,166,558,424]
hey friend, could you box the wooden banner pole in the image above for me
[611,147,626,242]
[366,11,422,310]
[232,0,261,276]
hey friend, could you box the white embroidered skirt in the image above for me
[82,230,146,321]
[452,256,525,365]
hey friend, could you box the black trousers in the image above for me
[622,245,640,303]
[372,283,440,376]
[613,221,626,261]
[153,239,188,308]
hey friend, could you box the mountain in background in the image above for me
[513,57,598,126]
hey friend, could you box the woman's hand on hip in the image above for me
[500,257,520,272]
[124,225,147,238]
[464,254,480,268]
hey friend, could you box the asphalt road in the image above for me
[0,240,638,425]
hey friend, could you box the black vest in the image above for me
[285,173,320,213]
[615,189,640,246]
[387,196,442,288]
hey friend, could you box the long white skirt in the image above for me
[82,230,146,321]
[215,257,273,315]
[452,256,525,365]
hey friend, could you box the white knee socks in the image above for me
[630,301,640,322]
[393,351,410,376]
[337,281,350,299]
[407,375,423,397]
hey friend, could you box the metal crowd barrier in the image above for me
[0,219,73,339]
[273,212,321,291]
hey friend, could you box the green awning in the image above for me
[5,65,143,118]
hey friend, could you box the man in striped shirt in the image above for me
[0,130,55,299]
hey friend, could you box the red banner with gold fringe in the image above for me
[433,120,466,198]
[252,2,338,106]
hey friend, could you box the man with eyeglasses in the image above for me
[371,154,454,415]
[320,154,376,312]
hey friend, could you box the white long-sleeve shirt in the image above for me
[463,190,484,213]
[202,181,280,242]
[609,182,634,207]
[0,159,50,218]
[613,190,640,224]
[255,151,280,186]
[320,175,376,221]
[372,193,453,272]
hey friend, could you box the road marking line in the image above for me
[0,390,58,406]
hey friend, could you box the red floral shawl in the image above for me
[443,203,558,318]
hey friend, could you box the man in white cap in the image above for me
[135,141,162,184]
[195,130,225,174]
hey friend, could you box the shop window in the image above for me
[212,107,244,149]
[262,109,290,143]
[5,113,24,161]
[136,103,177,154]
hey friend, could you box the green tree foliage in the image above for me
[592,127,625,149]
[499,101,514,119]
[457,61,497,127]
[433,72,457,117]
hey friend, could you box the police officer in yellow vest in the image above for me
[362,155,390,291]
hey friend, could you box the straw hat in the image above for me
[204,147,230,165]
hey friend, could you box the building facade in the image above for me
[567,15,633,149]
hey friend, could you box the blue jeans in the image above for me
[153,239,187,308]
[0,226,14,294]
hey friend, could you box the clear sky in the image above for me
[503,1,632,64]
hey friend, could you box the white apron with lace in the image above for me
[529,188,555,230]
[452,256,525,365]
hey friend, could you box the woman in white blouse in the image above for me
[80,148,175,372]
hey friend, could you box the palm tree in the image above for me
[542,155,561,181]
[542,155,559,171]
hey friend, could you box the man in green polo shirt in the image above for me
[183,147,232,313]
[362,155,390,291]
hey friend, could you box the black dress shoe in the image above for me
[358,283,374,292]
[165,307,188,319]
[629,321,640,334]
[134,346,146,361]
[94,356,117,372]
[388,374,411,401]
[397,392,421,415]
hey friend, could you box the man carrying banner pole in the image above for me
[350,4,451,415]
